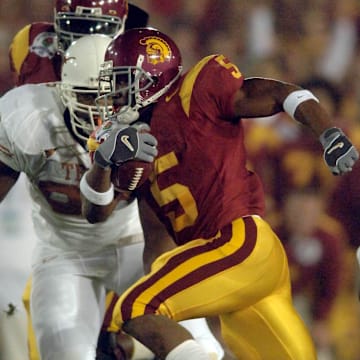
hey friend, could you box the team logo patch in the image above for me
[140,36,172,65]
[30,32,57,59]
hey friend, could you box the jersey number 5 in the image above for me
[150,152,198,232]
[215,55,242,79]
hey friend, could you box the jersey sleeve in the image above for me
[0,85,61,175]
[0,117,24,172]
[0,107,46,174]
[9,22,61,86]
[183,54,244,122]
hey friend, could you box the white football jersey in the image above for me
[0,84,143,264]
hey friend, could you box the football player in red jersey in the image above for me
[8,0,149,87]
[81,27,359,359]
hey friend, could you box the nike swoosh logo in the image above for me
[327,142,344,154]
[121,135,135,152]
[165,87,179,102]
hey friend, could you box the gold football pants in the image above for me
[111,216,316,359]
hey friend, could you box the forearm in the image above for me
[85,162,112,192]
[242,78,334,136]
[282,89,358,174]
[81,121,158,223]
[80,164,117,223]
[291,99,334,137]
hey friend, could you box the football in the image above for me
[111,160,153,192]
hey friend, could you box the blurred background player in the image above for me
[275,188,344,360]
[9,0,149,86]
[326,161,360,359]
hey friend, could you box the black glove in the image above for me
[94,123,158,168]
[320,127,359,175]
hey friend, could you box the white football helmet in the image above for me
[60,34,112,142]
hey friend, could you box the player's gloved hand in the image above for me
[94,123,158,168]
[319,127,359,175]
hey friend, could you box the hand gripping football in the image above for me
[111,160,153,192]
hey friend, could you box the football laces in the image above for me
[128,167,145,191]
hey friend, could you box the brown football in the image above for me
[111,160,153,192]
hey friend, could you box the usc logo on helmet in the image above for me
[140,36,172,65]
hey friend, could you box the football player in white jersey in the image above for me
[0,34,224,360]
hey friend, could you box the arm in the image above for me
[81,163,124,224]
[234,77,359,174]
[234,77,330,136]
[81,122,158,223]
[0,160,20,202]
[82,171,175,271]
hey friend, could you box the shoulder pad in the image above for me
[9,22,60,86]
[0,84,66,155]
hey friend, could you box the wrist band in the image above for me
[80,171,114,206]
[283,89,319,119]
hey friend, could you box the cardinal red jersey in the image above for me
[141,54,265,245]
[9,22,62,86]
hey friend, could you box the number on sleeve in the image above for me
[215,55,242,79]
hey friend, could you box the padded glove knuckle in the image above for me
[320,127,359,174]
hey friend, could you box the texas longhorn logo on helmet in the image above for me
[139,36,172,65]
